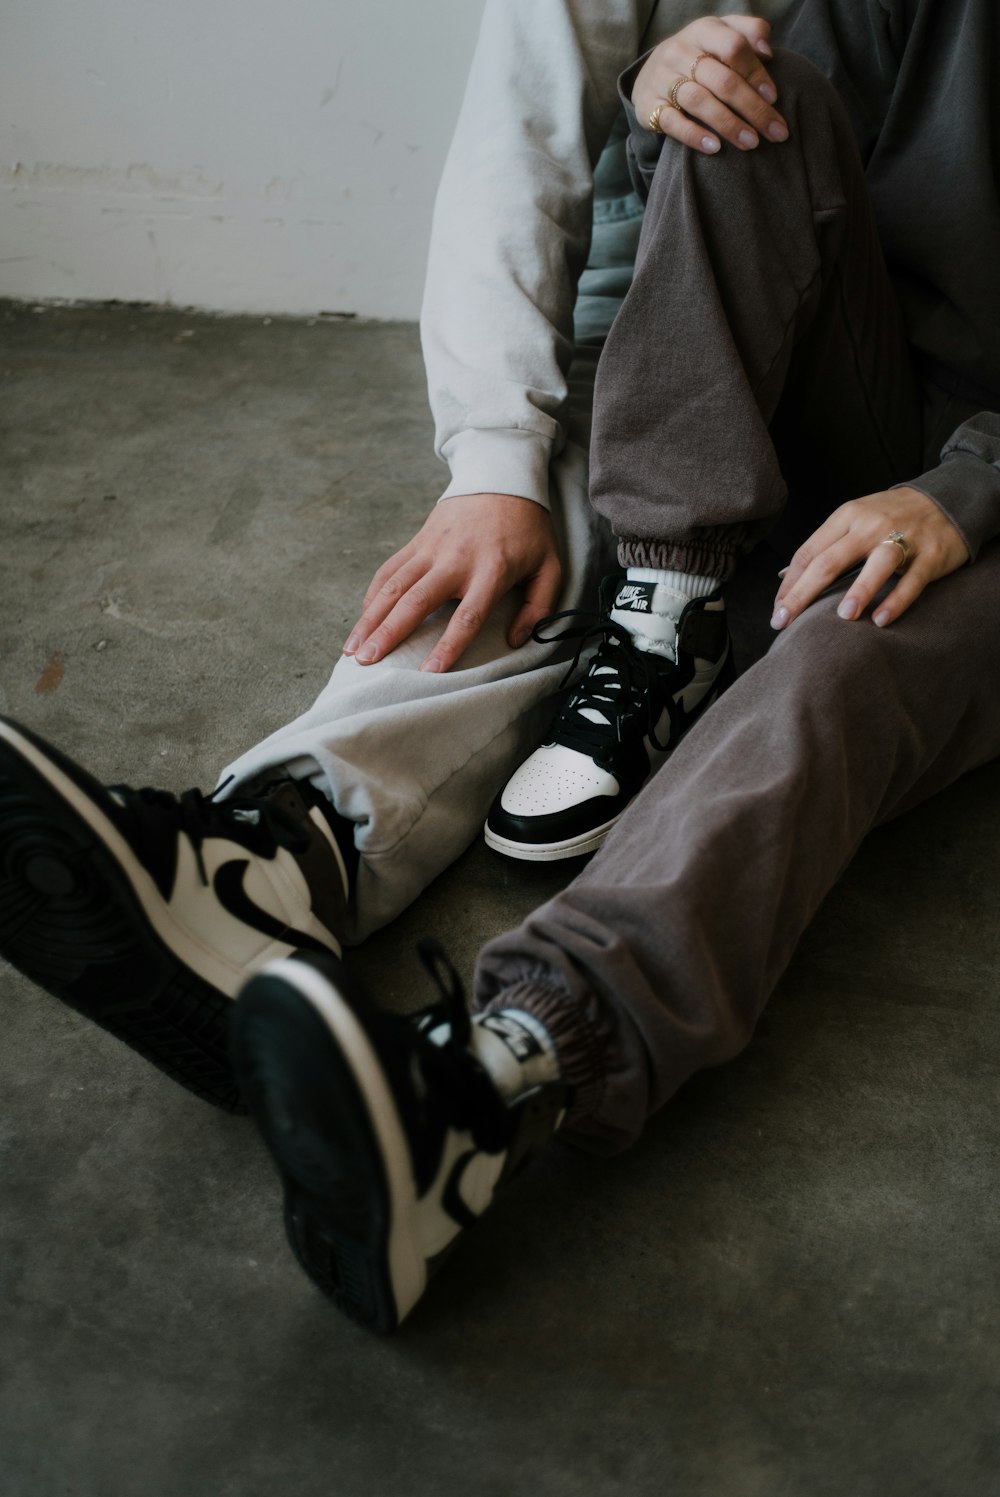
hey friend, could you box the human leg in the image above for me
[591,47,922,571]
[228,546,1000,1325]
[228,44,999,1329]
[487,48,924,861]
[0,353,614,1102]
[230,941,566,1332]
[218,351,615,941]
[226,51,997,1317]
[0,720,353,1109]
[476,545,1000,1153]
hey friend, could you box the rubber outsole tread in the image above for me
[232,972,399,1334]
[0,739,244,1113]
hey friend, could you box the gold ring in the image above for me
[878,529,911,572]
[668,75,689,112]
[648,102,668,134]
[690,51,716,84]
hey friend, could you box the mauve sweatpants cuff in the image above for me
[478,980,607,1127]
[617,528,756,579]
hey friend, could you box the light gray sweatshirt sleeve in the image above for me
[419,0,657,510]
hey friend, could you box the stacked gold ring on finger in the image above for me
[667,74,689,111]
[648,101,668,134]
[878,529,912,572]
[690,51,716,83]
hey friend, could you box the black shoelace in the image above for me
[532,608,677,757]
[113,779,311,888]
[411,939,512,1155]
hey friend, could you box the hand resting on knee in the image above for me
[631,13,788,156]
[343,492,563,673]
[771,486,970,631]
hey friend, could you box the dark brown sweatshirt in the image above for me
[774,0,1000,559]
[621,0,1000,561]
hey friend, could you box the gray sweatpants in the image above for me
[474,51,1000,1152]
[219,347,617,942]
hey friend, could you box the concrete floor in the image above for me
[2,300,999,1497]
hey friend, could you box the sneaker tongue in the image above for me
[610,581,680,660]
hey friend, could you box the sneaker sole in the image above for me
[0,719,244,1111]
[231,956,425,1334]
[484,811,622,863]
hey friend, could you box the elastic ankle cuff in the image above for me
[618,537,748,580]
[480,982,606,1126]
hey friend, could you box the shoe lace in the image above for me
[533,607,675,756]
[114,776,312,888]
[411,939,513,1155]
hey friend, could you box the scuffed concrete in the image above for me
[2,302,999,1497]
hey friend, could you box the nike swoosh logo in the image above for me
[212,859,334,956]
[440,1150,481,1231]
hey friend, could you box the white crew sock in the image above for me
[469,1009,562,1102]
[626,565,720,600]
[610,567,722,659]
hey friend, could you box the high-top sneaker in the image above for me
[231,942,566,1333]
[0,715,353,1110]
[485,576,733,861]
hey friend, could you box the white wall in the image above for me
[1,0,487,319]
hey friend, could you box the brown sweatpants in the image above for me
[473,51,1000,1153]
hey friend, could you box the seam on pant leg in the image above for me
[749,260,824,405]
[831,259,912,476]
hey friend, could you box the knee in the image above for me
[768,48,839,108]
[641,45,856,202]
[771,590,914,734]
[768,47,861,159]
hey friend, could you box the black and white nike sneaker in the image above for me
[0,715,353,1111]
[231,943,566,1333]
[485,577,733,861]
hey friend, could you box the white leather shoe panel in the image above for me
[500,743,620,815]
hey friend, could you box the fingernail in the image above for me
[421,657,443,673]
[777,567,788,578]
[356,643,378,664]
[873,609,891,628]
[343,634,359,655]
[758,82,777,104]
[837,597,859,621]
[770,606,789,630]
[511,628,529,649]
[738,129,758,149]
[701,136,721,154]
[756,40,774,57]
[767,121,789,142]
